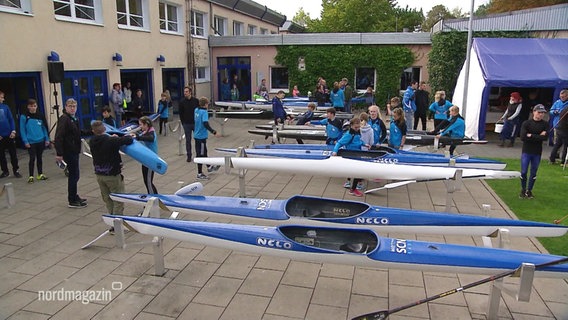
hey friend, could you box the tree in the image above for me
[422,5,456,32]
[393,6,425,32]
[308,0,396,32]
[292,7,312,27]
[487,0,567,13]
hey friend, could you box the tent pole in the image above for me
[462,0,475,118]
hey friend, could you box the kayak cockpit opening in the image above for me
[286,196,370,219]
[337,149,388,160]
[280,226,378,253]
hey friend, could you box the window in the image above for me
[248,25,256,35]
[260,28,268,35]
[233,21,243,36]
[213,16,226,36]
[1,0,32,14]
[159,2,180,33]
[400,67,420,90]
[190,10,207,37]
[195,67,210,83]
[270,67,289,92]
[355,67,376,91]
[116,0,149,29]
[54,0,102,23]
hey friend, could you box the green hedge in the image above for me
[275,45,414,108]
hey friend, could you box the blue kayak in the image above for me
[217,147,506,170]
[102,214,568,278]
[108,193,567,237]
[99,117,168,174]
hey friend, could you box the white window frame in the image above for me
[0,0,32,15]
[213,16,227,36]
[53,0,103,24]
[269,66,289,93]
[159,1,182,34]
[260,28,268,35]
[233,21,243,36]
[190,10,207,38]
[248,24,256,35]
[195,66,210,83]
[116,0,150,31]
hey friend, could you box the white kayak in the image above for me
[194,156,520,181]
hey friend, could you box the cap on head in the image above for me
[533,104,546,113]
[510,92,521,101]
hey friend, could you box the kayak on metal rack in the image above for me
[109,192,568,237]
[215,147,506,170]
[101,215,568,278]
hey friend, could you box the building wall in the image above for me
[190,0,283,99]
[210,44,432,101]
[0,0,187,128]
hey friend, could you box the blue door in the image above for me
[61,70,108,129]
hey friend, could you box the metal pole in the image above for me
[461,0,475,117]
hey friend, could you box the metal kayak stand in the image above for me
[482,226,537,319]
[224,147,248,198]
[210,110,229,136]
[111,197,180,277]
[444,164,462,212]
[172,120,184,156]
[1,183,16,208]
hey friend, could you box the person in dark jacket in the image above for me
[0,91,21,178]
[272,90,286,125]
[54,98,91,208]
[20,99,50,183]
[414,81,429,131]
[178,86,199,162]
[89,121,133,213]
[519,104,549,199]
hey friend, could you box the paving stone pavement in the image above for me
[0,115,567,320]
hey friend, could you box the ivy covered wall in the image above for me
[275,45,414,107]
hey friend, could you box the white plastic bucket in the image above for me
[494,123,503,133]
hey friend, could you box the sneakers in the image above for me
[525,190,534,199]
[349,189,364,197]
[207,165,221,173]
[519,190,527,199]
[343,181,351,188]
[356,182,364,190]
[28,176,34,184]
[37,174,48,181]
[0,171,9,178]
[196,173,209,180]
[13,171,22,178]
[79,197,88,205]
[68,201,88,208]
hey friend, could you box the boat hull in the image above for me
[248,129,327,141]
[215,148,506,170]
[109,193,568,237]
[102,215,568,278]
[194,157,519,180]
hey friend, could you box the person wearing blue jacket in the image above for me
[387,106,407,149]
[548,89,568,164]
[20,99,50,183]
[133,116,159,193]
[402,81,417,131]
[194,97,221,180]
[157,92,169,136]
[437,106,465,156]
[429,91,453,128]
[308,107,343,145]
[332,118,369,197]
[0,91,21,179]
[272,90,286,125]
[329,82,345,110]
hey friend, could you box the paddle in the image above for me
[554,213,568,224]
[351,256,568,320]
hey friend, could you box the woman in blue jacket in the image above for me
[20,99,50,183]
[329,82,345,110]
[332,118,369,197]
[437,106,465,156]
[429,91,453,128]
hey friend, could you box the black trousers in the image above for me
[0,137,19,173]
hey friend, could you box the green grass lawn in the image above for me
[485,158,568,256]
